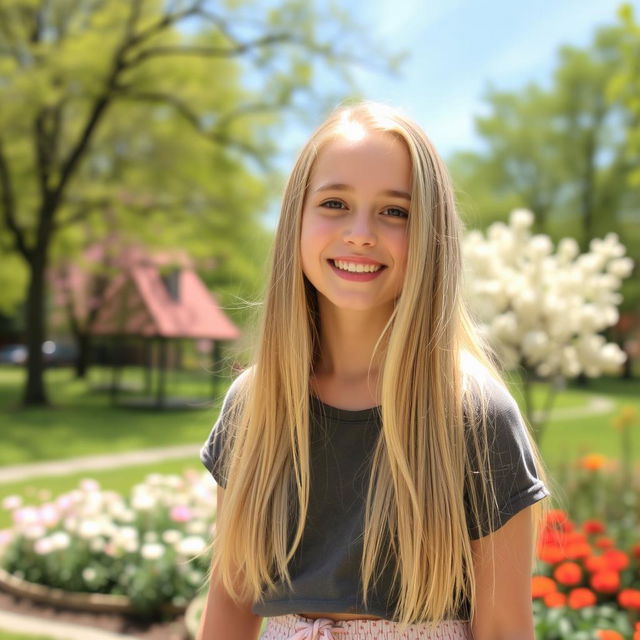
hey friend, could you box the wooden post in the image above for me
[156,337,167,409]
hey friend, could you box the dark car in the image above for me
[0,344,27,364]
[0,341,77,366]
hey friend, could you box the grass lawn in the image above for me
[0,365,222,465]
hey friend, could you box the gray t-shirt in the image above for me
[200,372,550,621]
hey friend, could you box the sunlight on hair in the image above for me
[335,112,368,141]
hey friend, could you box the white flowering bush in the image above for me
[463,210,634,440]
[0,472,216,616]
[464,209,633,377]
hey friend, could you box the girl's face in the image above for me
[300,130,411,318]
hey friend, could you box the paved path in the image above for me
[531,394,615,422]
[0,609,137,639]
[0,444,201,485]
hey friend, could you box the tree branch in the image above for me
[124,34,291,67]
[54,197,113,231]
[127,1,204,49]
[51,1,207,210]
[114,89,267,163]
[0,138,31,259]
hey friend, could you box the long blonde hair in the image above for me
[213,101,548,626]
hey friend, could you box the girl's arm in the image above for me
[197,486,263,640]
[470,506,536,640]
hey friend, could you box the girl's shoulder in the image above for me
[220,366,254,408]
[459,350,520,422]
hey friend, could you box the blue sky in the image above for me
[280,0,636,163]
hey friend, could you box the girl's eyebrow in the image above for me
[314,182,411,201]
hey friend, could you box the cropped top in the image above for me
[200,370,550,621]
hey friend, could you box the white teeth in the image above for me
[333,260,382,273]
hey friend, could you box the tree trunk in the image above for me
[23,251,49,406]
[74,331,92,379]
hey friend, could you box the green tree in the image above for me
[450,14,639,329]
[452,21,635,244]
[0,0,394,405]
[608,3,640,186]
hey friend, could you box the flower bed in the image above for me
[533,509,640,638]
[0,472,216,617]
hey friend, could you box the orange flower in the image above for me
[585,555,608,573]
[596,631,624,640]
[603,549,629,571]
[541,527,565,546]
[543,591,566,608]
[583,519,606,535]
[566,531,587,545]
[566,542,592,560]
[591,571,620,594]
[568,587,597,609]
[545,509,571,530]
[553,562,582,586]
[538,544,566,564]
[580,454,607,471]
[619,589,640,610]
[596,537,615,550]
[532,575,557,599]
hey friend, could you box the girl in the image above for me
[198,102,550,640]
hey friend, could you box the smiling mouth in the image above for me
[330,259,386,273]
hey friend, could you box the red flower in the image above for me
[591,571,620,594]
[541,528,565,547]
[566,531,587,545]
[631,544,640,559]
[553,562,582,586]
[583,519,606,535]
[568,588,597,609]
[596,537,615,550]
[545,509,572,531]
[596,631,623,640]
[585,555,608,573]
[603,549,629,571]
[532,575,557,599]
[619,589,640,610]
[566,542,592,560]
[538,544,565,564]
[543,591,566,608]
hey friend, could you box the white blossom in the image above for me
[141,543,165,561]
[463,210,633,379]
[177,536,206,557]
[2,495,22,511]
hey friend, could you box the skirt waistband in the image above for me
[260,614,472,640]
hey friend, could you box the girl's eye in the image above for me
[320,199,345,210]
[383,207,409,219]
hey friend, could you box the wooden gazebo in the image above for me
[90,254,240,408]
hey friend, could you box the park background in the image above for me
[0,1,639,638]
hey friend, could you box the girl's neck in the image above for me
[311,299,392,408]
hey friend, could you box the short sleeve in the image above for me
[199,370,249,488]
[464,375,550,540]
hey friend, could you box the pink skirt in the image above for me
[259,614,472,640]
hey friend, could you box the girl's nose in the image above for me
[343,211,376,247]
